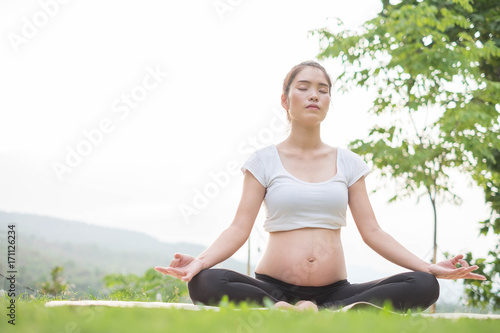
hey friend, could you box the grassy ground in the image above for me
[1,299,499,333]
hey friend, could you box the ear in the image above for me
[281,93,289,111]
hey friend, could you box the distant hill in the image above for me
[0,211,249,294]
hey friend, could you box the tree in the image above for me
[312,0,499,309]
[103,268,189,302]
[462,148,500,309]
[436,0,500,310]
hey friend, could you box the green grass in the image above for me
[1,298,498,333]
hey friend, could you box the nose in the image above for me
[309,92,319,102]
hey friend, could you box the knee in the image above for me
[187,269,225,305]
[413,272,440,306]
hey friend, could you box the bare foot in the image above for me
[296,300,318,312]
[273,300,318,312]
[273,301,295,310]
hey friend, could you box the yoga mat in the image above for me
[44,300,500,319]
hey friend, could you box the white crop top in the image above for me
[240,145,371,232]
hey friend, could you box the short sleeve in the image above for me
[343,149,371,187]
[241,151,267,187]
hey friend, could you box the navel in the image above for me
[307,257,316,263]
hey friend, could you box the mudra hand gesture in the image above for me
[155,253,205,282]
[428,254,486,280]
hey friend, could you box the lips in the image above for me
[306,104,320,110]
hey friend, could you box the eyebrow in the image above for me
[296,80,329,87]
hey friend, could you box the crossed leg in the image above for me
[187,268,439,312]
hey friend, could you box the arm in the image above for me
[196,170,265,269]
[348,177,486,280]
[348,177,431,272]
[155,171,265,281]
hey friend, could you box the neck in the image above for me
[284,122,323,150]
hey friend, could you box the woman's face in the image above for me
[282,66,331,126]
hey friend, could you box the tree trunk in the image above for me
[429,187,438,314]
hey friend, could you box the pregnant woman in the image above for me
[155,60,485,311]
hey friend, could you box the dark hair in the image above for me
[282,60,332,97]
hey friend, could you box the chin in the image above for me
[298,120,324,127]
[303,114,326,123]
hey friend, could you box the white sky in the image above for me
[0,0,495,293]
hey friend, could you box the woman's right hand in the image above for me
[154,253,205,282]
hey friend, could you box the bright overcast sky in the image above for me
[0,0,495,291]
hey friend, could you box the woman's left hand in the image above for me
[428,254,487,280]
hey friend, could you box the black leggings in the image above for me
[187,269,440,311]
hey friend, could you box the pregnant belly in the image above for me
[255,228,347,286]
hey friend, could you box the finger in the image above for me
[464,272,487,280]
[450,254,463,265]
[464,265,479,272]
[156,267,179,276]
[171,253,186,266]
[155,266,185,279]
[170,257,180,267]
[154,266,169,274]
[453,266,479,279]
[457,259,469,268]
[165,267,185,276]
